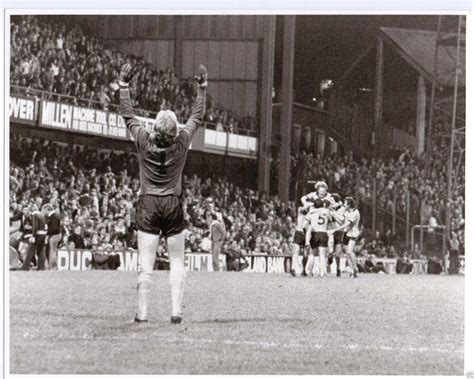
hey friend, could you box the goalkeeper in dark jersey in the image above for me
[119,63,207,324]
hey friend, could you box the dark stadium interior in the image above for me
[291,15,459,104]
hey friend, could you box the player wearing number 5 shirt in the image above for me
[119,63,208,324]
[303,199,334,277]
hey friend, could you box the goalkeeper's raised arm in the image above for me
[180,64,207,146]
[119,63,147,146]
[119,63,207,149]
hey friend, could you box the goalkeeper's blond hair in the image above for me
[153,110,178,147]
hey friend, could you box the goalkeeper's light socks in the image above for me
[167,231,186,321]
[137,272,151,321]
[170,265,185,320]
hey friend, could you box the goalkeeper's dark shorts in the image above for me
[136,194,185,237]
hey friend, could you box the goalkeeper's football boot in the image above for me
[290,269,296,277]
[171,316,182,324]
[133,314,148,323]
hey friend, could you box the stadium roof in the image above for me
[379,27,465,88]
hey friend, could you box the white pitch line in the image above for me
[35,332,463,355]
[145,335,463,355]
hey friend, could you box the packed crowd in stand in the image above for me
[9,134,298,263]
[10,131,464,271]
[10,15,254,133]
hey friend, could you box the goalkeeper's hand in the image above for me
[194,64,208,89]
[119,63,135,86]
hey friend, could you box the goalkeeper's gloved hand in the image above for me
[119,63,135,87]
[194,64,208,89]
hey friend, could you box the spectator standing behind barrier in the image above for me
[210,213,226,272]
[9,204,23,269]
[45,204,61,269]
[449,232,460,274]
[21,205,48,270]
[200,231,212,253]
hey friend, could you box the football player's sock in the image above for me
[136,231,160,320]
[170,266,185,316]
[168,231,186,317]
[347,252,356,274]
[291,244,299,272]
[336,256,341,270]
[137,272,151,320]
[302,255,308,273]
[350,253,358,273]
[306,255,315,275]
[319,250,326,276]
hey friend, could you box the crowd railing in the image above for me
[10,85,258,137]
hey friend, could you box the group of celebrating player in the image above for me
[290,181,361,278]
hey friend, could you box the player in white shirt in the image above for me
[300,181,335,212]
[290,207,308,277]
[332,196,360,278]
[327,193,346,277]
[303,198,333,277]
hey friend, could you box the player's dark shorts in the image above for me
[136,194,185,237]
[334,231,345,245]
[293,230,305,246]
[310,232,328,249]
[343,234,357,246]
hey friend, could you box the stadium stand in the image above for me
[11,130,464,272]
[9,134,297,263]
[9,15,253,134]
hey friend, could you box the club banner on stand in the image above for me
[39,101,129,140]
[57,249,138,271]
[242,255,292,274]
[56,249,429,275]
[57,249,227,272]
[185,253,226,272]
[10,95,256,158]
[9,95,38,125]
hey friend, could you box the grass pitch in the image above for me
[9,271,463,375]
